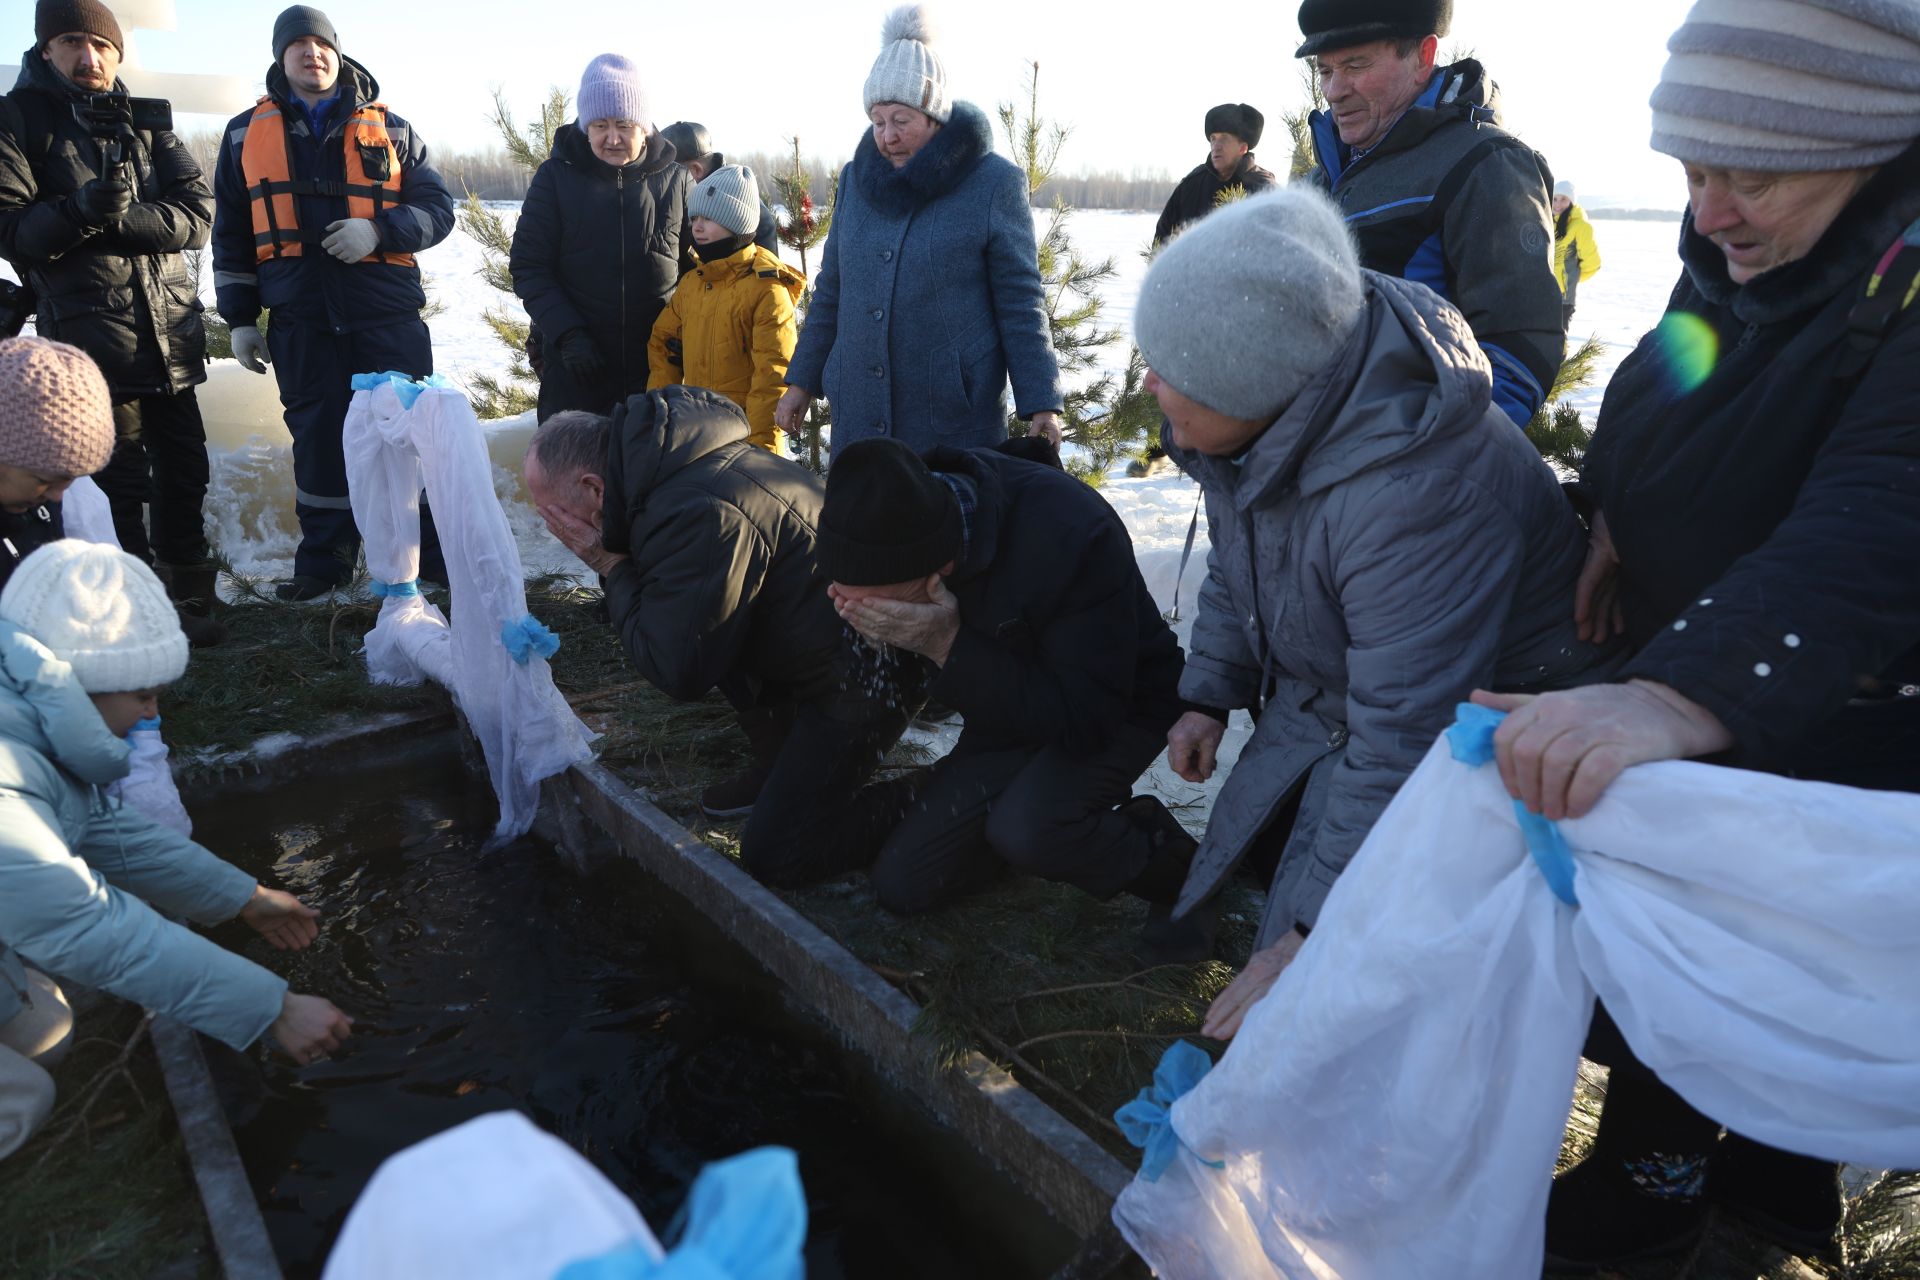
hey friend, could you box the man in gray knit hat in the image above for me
[1136,187,1613,1040]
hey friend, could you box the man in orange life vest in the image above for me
[211,5,455,601]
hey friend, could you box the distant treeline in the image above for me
[1588,208,1684,222]
[178,130,1180,210]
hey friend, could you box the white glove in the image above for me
[321,217,381,263]
[232,325,270,374]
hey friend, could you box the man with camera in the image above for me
[210,5,455,602]
[0,0,225,645]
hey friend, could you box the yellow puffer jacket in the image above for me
[647,242,804,452]
[1553,204,1603,294]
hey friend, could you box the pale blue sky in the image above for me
[16,0,1692,207]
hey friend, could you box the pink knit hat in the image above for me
[0,337,115,477]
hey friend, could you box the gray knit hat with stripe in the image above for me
[1651,0,1920,171]
[690,165,760,238]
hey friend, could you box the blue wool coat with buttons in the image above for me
[786,101,1063,457]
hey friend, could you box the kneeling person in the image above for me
[818,438,1198,921]
[524,388,918,882]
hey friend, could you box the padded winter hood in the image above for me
[265,52,379,117]
[0,619,131,787]
[599,386,754,552]
[1177,271,1493,506]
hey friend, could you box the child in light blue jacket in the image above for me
[0,541,352,1160]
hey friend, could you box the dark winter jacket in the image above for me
[0,54,209,396]
[211,57,455,332]
[599,385,842,704]
[786,101,1064,457]
[1171,273,1614,947]
[511,123,693,415]
[0,501,63,591]
[1582,140,1920,784]
[921,441,1187,755]
[1153,152,1279,246]
[1308,60,1563,426]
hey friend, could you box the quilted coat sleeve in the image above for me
[0,792,285,1051]
[1287,471,1529,930]
[785,166,849,394]
[746,279,799,439]
[1178,531,1264,714]
[0,98,90,267]
[107,129,211,255]
[509,159,589,340]
[210,116,262,328]
[647,290,684,390]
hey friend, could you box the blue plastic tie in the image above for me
[124,715,162,741]
[371,579,418,598]
[500,614,560,665]
[349,370,454,410]
[557,1147,806,1280]
[1445,702,1581,906]
[1115,1040,1223,1182]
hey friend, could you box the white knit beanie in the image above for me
[690,165,761,238]
[0,541,188,693]
[863,5,951,124]
[1554,178,1576,199]
[1134,186,1365,421]
[1651,0,1920,171]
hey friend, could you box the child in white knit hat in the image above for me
[0,541,353,1160]
[647,165,807,453]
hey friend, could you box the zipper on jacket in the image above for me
[617,168,627,390]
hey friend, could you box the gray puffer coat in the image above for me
[1171,273,1616,947]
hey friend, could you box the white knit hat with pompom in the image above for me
[863,5,951,123]
[0,540,188,693]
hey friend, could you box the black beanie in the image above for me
[1295,0,1452,58]
[273,5,340,60]
[1203,103,1264,148]
[35,0,124,56]
[818,439,963,587]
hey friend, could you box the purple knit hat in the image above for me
[0,337,115,476]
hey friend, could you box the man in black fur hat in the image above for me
[1296,0,1564,427]
[1152,103,1278,248]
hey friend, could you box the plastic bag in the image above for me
[342,376,595,841]
[1115,708,1920,1279]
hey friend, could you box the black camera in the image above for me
[70,91,173,139]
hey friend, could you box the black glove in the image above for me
[525,325,545,379]
[69,176,133,226]
[558,328,605,382]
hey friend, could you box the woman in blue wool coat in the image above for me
[776,5,1065,458]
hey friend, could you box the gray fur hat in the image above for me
[1651,0,1920,171]
[863,5,951,124]
[1134,186,1364,421]
[690,165,760,238]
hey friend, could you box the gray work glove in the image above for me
[232,325,270,374]
[321,218,381,263]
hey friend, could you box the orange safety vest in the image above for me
[238,96,416,268]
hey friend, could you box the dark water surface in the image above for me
[190,740,1069,1279]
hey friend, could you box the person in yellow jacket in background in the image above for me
[648,165,804,454]
[1552,179,1602,331]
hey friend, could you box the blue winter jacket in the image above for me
[210,57,454,332]
[786,101,1063,457]
[0,622,286,1050]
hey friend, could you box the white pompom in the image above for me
[880,3,936,47]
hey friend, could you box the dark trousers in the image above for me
[267,316,445,584]
[738,658,927,887]
[96,390,210,566]
[866,715,1168,915]
[534,333,650,422]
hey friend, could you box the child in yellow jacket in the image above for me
[648,166,804,453]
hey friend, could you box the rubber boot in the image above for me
[1708,1133,1842,1258]
[158,561,228,648]
[700,703,796,819]
[1544,1068,1716,1273]
[1120,796,1218,965]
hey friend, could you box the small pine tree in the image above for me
[1283,62,1328,182]
[1525,335,1606,474]
[773,137,837,472]
[998,62,1133,484]
[457,87,569,419]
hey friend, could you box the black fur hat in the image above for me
[1295,0,1452,58]
[1203,103,1264,148]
